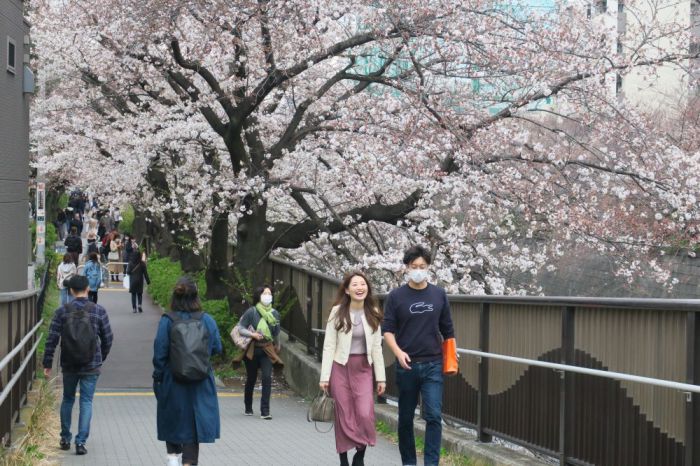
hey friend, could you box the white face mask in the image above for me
[407,269,429,284]
[260,294,273,306]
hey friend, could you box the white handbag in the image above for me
[122,274,130,289]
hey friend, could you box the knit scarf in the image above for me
[255,302,277,340]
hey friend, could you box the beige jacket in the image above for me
[319,305,386,383]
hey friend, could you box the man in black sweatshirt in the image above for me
[382,245,455,466]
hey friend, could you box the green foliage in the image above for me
[147,256,239,359]
[119,204,135,235]
[231,267,297,320]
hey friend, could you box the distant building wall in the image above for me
[0,0,30,292]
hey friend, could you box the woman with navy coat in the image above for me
[152,276,223,466]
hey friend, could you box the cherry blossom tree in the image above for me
[31,0,700,300]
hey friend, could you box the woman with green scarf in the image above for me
[237,285,282,419]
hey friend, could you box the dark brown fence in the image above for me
[265,256,700,466]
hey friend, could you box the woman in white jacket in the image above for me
[320,271,386,466]
[56,253,77,305]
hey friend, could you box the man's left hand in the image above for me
[43,368,51,378]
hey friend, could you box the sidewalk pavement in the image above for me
[55,392,403,466]
[51,289,407,465]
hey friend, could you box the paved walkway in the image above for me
[51,288,405,465]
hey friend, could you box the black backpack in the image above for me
[61,302,97,368]
[166,312,211,382]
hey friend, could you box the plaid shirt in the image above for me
[42,297,113,373]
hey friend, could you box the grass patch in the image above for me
[375,421,491,466]
[0,379,59,466]
[37,252,63,380]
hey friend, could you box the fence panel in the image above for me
[266,256,700,465]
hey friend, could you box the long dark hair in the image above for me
[129,249,142,267]
[332,271,382,333]
[170,276,202,313]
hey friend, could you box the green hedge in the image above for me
[147,256,237,358]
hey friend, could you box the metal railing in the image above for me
[0,290,41,447]
[264,256,700,466]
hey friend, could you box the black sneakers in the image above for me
[59,440,70,451]
[76,444,87,455]
[260,414,272,420]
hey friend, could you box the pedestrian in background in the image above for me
[126,250,150,313]
[43,275,113,457]
[108,233,122,281]
[56,253,77,306]
[382,245,456,466]
[64,227,82,266]
[320,271,386,466]
[56,208,67,240]
[237,285,283,419]
[83,252,102,304]
[153,277,222,466]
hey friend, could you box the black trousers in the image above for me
[130,292,143,309]
[244,347,273,415]
[88,291,98,304]
[166,442,199,465]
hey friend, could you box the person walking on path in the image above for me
[43,275,113,457]
[382,245,456,466]
[123,233,135,264]
[237,285,283,419]
[83,252,102,304]
[153,277,223,466]
[126,250,150,313]
[56,208,67,240]
[64,227,83,266]
[108,233,122,281]
[320,272,386,466]
[57,253,77,306]
[69,212,84,236]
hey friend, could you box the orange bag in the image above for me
[442,338,459,376]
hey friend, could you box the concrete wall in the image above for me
[0,0,30,292]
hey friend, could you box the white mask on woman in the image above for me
[261,294,273,306]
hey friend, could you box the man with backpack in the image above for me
[43,275,113,456]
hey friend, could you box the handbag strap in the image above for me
[307,391,334,433]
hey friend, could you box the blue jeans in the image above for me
[396,360,443,466]
[61,373,99,445]
[60,288,72,306]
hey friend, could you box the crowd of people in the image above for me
[44,241,455,466]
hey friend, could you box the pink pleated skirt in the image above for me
[329,354,376,454]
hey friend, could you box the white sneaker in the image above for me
[166,454,181,466]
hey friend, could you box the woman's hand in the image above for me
[253,332,264,341]
[319,382,329,393]
[377,382,386,396]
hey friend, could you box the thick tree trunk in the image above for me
[228,196,269,315]
[205,206,229,299]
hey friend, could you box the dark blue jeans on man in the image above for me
[60,373,99,446]
[396,360,443,466]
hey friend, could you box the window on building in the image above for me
[7,37,16,74]
[616,73,623,94]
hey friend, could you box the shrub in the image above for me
[147,256,238,358]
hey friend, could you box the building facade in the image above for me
[0,0,32,293]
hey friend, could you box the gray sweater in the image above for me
[238,306,281,346]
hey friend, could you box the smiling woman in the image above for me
[319,271,385,466]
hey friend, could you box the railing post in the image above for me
[477,302,491,442]
[559,306,575,465]
[316,281,323,361]
[288,266,295,343]
[307,275,314,355]
[686,310,700,466]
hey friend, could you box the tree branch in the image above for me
[267,189,421,249]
